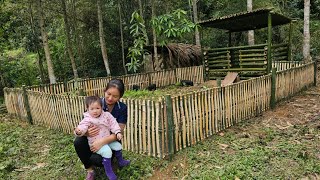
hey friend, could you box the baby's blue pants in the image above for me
[97,141,122,158]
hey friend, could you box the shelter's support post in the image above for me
[165,95,175,160]
[228,31,232,47]
[267,12,272,73]
[22,85,33,125]
[203,51,209,81]
[270,68,276,109]
[217,78,221,87]
[288,22,293,61]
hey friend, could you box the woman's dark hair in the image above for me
[104,79,125,97]
[85,96,102,108]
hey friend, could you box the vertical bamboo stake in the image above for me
[180,96,186,148]
[161,98,165,158]
[138,99,142,153]
[213,88,218,132]
[175,96,182,150]
[130,99,134,152]
[155,100,160,158]
[172,97,178,151]
[151,100,156,157]
[184,95,190,146]
[271,67,277,109]
[205,90,209,137]
[194,93,199,142]
[190,93,196,144]
[22,85,33,124]
[209,89,214,135]
[200,92,204,140]
[147,100,151,156]
[142,100,146,153]
[165,95,174,160]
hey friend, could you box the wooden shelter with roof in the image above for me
[199,8,293,79]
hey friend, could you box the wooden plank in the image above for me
[222,72,238,86]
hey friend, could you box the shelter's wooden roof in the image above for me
[198,8,291,32]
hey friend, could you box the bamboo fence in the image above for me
[3,62,315,158]
[272,61,303,71]
[26,66,204,96]
[275,63,314,102]
[170,75,271,151]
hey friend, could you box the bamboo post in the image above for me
[267,12,273,73]
[22,85,33,125]
[217,78,221,87]
[228,31,232,47]
[271,68,277,109]
[165,95,175,160]
[314,60,317,86]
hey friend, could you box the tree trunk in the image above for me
[37,0,56,84]
[61,0,79,79]
[247,0,254,45]
[303,0,311,62]
[28,1,46,84]
[97,0,111,75]
[151,0,158,71]
[118,0,127,74]
[70,0,85,76]
[192,0,201,46]
[137,0,143,18]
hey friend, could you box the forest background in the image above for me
[0,0,319,102]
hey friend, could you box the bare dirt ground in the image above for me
[150,81,320,179]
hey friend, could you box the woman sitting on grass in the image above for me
[74,79,129,180]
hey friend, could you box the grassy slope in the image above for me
[0,114,160,180]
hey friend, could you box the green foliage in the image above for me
[151,9,196,46]
[0,48,41,88]
[1,0,320,89]
[126,11,148,73]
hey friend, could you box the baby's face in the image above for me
[88,102,102,118]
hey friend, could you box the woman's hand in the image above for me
[90,134,117,153]
[90,138,104,153]
[85,124,100,137]
[116,133,123,141]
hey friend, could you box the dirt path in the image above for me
[150,85,320,179]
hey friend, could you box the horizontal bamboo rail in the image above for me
[3,61,314,159]
[207,43,267,52]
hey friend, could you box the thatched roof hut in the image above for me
[144,43,202,72]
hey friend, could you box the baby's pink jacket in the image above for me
[75,111,121,145]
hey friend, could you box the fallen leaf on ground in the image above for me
[31,163,46,170]
[218,143,229,150]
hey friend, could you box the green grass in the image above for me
[0,114,161,180]
[122,84,210,99]
[165,120,320,179]
[123,89,165,99]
